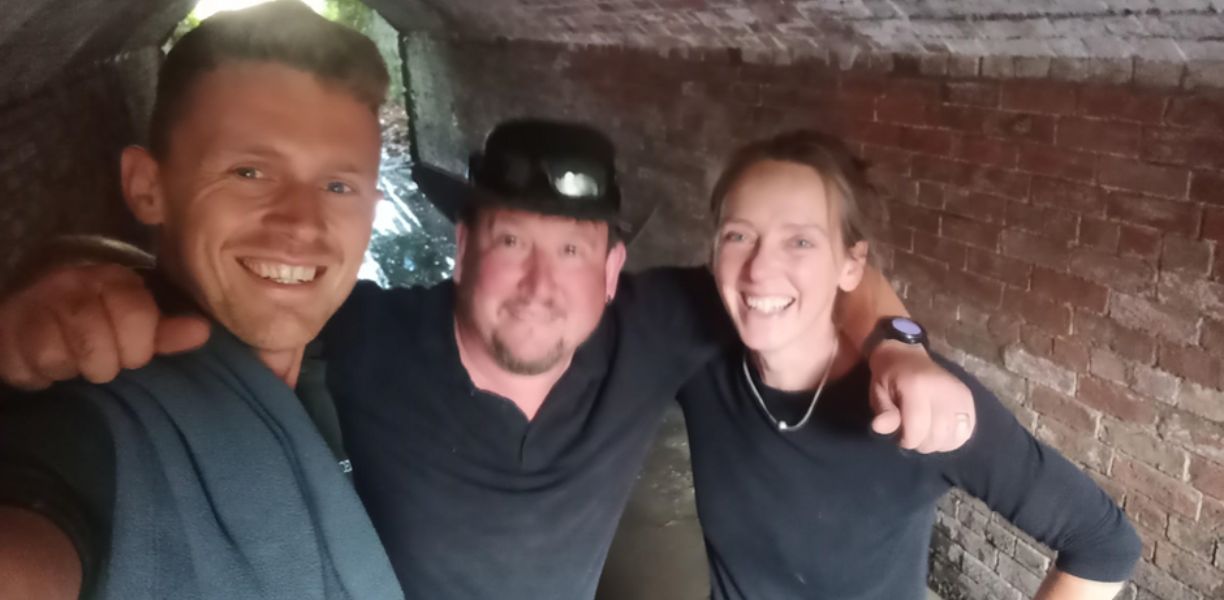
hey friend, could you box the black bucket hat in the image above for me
[412,119,649,243]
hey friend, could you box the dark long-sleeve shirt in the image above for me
[678,351,1142,600]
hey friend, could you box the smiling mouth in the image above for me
[742,294,795,315]
[238,257,325,285]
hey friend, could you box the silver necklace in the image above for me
[742,337,839,433]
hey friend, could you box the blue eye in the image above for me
[326,181,354,194]
[794,238,814,249]
[722,231,746,243]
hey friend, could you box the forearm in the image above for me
[0,506,82,600]
[836,264,910,355]
[1034,568,1125,600]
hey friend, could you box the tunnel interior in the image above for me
[4,2,1224,599]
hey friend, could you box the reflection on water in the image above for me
[359,109,455,288]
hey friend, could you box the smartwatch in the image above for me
[863,316,929,357]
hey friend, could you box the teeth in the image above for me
[744,295,794,314]
[240,258,318,284]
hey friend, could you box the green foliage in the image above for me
[322,0,373,32]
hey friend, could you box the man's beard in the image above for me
[490,334,567,375]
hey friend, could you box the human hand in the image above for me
[0,264,210,390]
[868,341,975,453]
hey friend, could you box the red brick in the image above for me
[1030,267,1109,312]
[892,250,949,291]
[1102,419,1189,477]
[1159,342,1221,390]
[966,248,1031,288]
[1019,325,1055,358]
[1161,408,1224,465]
[1072,313,1155,364]
[1117,226,1162,261]
[874,221,914,251]
[884,77,942,105]
[1078,217,1121,251]
[1107,192,1202,236]
[1003,288,1072,334]
[1005,201,1078,243]
[1204,319,1224,355]
[1052,336,1092,371]
[1089,347,1129,383]
[1168,514,1218,556]
[1125,491,1169,534]
[1000,81,1078,115]
[927,104,988,132]
[1111,293,1201,344]
[1030,385,1097,433]
[1078,85,1167,124]
[868,171,918,204]
[889,202,941,235]
[897,126,954,156]
[1017,144,1096,183]
[945,269,1005,309]
[1204,206,1224,244]
[1144,127,1224,172]
[944,188,1006,223]
[1166,93,1224,132]
[861,144,912,175]
[983,110,1057,144]
[942,81,999,108]
[952,135,1018,168]
[941,213,1002,250]
[1190,171,1224,206]
[1153,542,1224,597]
[1190,456,1224,500]
[1069,248,1156,294]
[876,96,931,127]
[1036,418,1112,473]
[1097,156,1190,199]
[846,121,903,147]
[912,231,967,268]
[914,181,945,209]
[968,165,1030,200]
[1057,117,1142,157]
[1031,177,1105,216]
[912,155,973,187]
[1001,229,1071,270]
[1113,455,1203,518]
[1078,376,1159,426]
[1161,235,1214,276]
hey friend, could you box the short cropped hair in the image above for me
[149,0,389,158]
[710,130,876,249]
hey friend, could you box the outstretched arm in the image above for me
[0,507,82,600]
[836,264,975,453]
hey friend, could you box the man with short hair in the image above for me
[0,3,403,598]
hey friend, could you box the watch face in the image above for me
[891,317,924,337]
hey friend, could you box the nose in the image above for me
[743,242,780,283]
[263,182,327,243]
[519,246,558,299]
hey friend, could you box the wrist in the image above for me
[868,338,929,370]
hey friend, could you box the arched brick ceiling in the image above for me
[370,0,1224,63]
[5,0,1224,98]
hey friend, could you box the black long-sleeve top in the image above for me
[678,351,1142,600]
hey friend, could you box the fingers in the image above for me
[916,404,954,454]
[100,281,158,370]
[154,315,211,355]
[19,306,79,383]
[896,389,932,451]
[869,380,902,435]
[51,290,121,384]
[0,308,53,390]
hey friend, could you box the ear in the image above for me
[453,221,469,284]
[604,240,628,301]
[838,240,869,293]
[120,146,166,225]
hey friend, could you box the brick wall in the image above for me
[409,36,1224,599]
[0,49,158,292]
